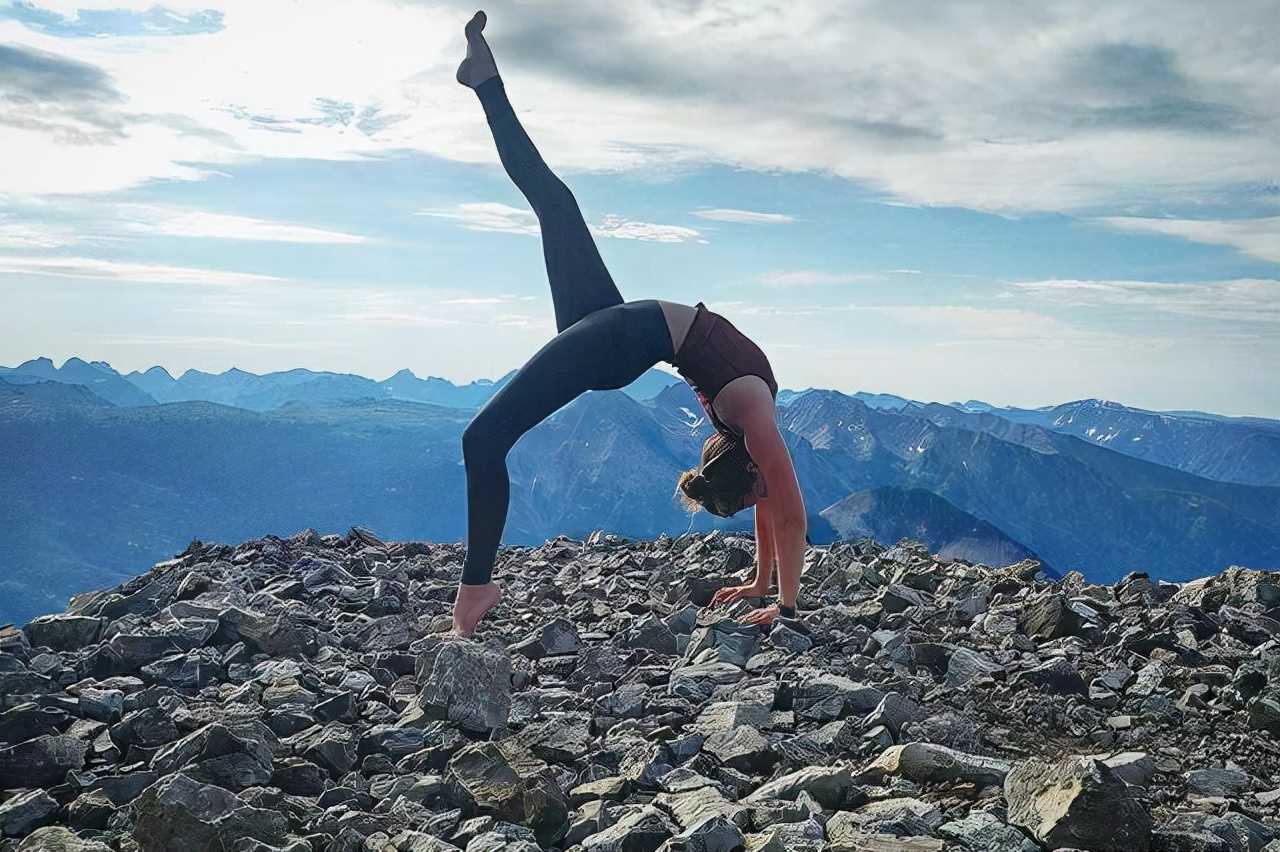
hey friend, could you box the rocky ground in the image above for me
[2,528,1279,852]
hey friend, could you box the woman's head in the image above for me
[676,432,759,517]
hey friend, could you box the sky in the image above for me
[1,0,1277,417]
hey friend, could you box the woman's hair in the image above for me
[676,432,759,517]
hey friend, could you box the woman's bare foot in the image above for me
[451,581,502,636]
[456,11,499,89]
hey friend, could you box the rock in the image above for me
[939,810,1040,851]
[702,726,776,775]
[22,616,103,652]
[1103,752,1156,788]
[857,742,1011,788]
[132,773,289,851]
[532,617,581,656]
[420,640,511,734]
[270,757,329,796]
[1005,756,1153,851]
[444,742,568,847]
[0,790,58,837]
[1187,767,1252,798]
[741,764,856,810]
[1,532,1277,852]
[653,785,745,834]
[578,804,675,852]
[670,813,745,852]
[0,736,86,789]
[150,720,277,790]
[947,648,1002,688]
[768,621,812,654]
[289,722,359,777]
[1248,689,1280,735]
[64,790,113,832]
[791,673,884,722]
[16,826,113,851]
[1016,656,1087,694]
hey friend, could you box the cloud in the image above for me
[759,270,867,286]
[592,214,700,242]
[417,202,701,242]
[0,218,77,248]
[692,208,795,225]
[0,41,126,142]
[75,333,316,349]
[0,2,224,38]
[123,208,369,243]
[1098,216,1280,263]
[417,202,540,235]
[1009,278,1280,323]
[339,290,552,331]
[0,255,281,286]
[1,0,1276,216]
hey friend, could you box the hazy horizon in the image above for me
[8,353,1280,421]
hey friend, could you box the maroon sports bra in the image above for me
[670,302,779,438]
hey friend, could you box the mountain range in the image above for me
[1,357,1277,626]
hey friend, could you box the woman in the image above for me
[451,11,806,637]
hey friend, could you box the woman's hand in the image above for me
[711,580,769,606]
[737,603,779,626]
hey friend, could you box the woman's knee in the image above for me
[462,411,515,466]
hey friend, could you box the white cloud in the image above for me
[417,203,700,242]
[124,208,369,243]
[759,270,867,286]
[416,202,540,235]
[592,214,699,242]
[2,0,1273,215]
[0,220,78,249]
[692,208,794,225]
[1098,216,1280,263]
[0,255,280,286]
[1009,278,1280,323]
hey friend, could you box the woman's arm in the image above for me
[710,498,775,605]
[734,389,806,619]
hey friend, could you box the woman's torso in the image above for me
[659,300,779,437]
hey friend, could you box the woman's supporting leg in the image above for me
[468,45,624,331]
[458,301,673,591]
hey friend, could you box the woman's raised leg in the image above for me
[458,12,624,332]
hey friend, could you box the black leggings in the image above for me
[459,77,675,585]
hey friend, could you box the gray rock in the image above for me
[22,616,103,653]
[947,647,1002,688]
[1103,751,1156,788]
[578,804,675,852]
[858,742,1011,788]
[64,790,113,831]
[741,764,856,810]
[1005,756,1152,851]
[445,742,568,847]
[132,773,289,851]
[0,790,58,837]
[768,621,812,653]
[15,826,113,851]
[653,785,746,833]
[151,720,277,790]
[702,726,775,775]
[1187,767,1252,798]
[791,673,884,722]
[420,640,511,734]
[939,810,1040,851]
[0,736,86,790]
